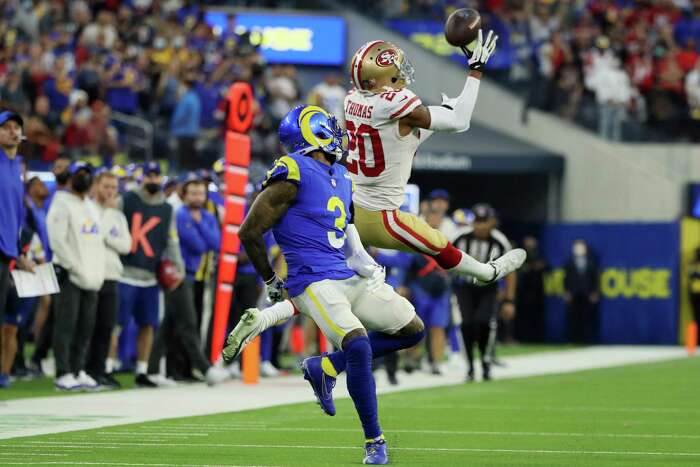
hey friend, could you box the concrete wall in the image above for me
[341,9,700,222]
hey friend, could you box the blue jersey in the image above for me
[263,154,355,297]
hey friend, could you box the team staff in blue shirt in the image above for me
[0,111,39,389]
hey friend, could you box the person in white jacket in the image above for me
[47,161,106,391]
[85,170,131,388]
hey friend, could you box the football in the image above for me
[444,8,481,48]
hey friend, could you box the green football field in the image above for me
[1,355,698,466]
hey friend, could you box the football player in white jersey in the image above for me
[223,30,527,362]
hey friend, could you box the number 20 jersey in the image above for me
[263,153,355,297]
[344,86,429,212]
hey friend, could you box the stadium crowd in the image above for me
[0,1,601,392]
[368,0,700,142]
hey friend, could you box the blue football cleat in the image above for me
[301,355,336,416]
[363,438,388,465]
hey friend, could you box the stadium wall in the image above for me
[340,8,700,223]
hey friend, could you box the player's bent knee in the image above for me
[396,315,425,336]
[342,328,368,349]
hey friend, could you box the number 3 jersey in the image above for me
[263,154,355,297]
[344,86,430,212]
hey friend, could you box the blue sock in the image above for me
[260,329,273,362]
[323,329,425,376]
[448,326,460,353]
[344,335,381,440]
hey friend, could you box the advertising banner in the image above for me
[206,12,346,66]
[541,223,679,344]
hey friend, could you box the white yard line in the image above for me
[79,426,700,440]
[0,346,687,440]
[4,440,700,459]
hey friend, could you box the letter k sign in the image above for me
[130,213,161,257]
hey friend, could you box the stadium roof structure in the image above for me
[415,122,564,175]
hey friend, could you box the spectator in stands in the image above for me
[171,72,202,170]
[0,111,34,389]
[48,161,106,391]
[585,48,632,141]
[0,68,30,114]
[308,74,347,126]
[117,161,184,387]
[564,239,600,344]
[265,65,302,124]
[686,59,700,123]
[85,170,131,389]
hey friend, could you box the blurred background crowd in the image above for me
[362,0,700,142]
[0,0,678,392]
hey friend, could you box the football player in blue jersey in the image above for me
[236,105,425,465]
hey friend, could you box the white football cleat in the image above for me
[222,308,264,364]
[475,248,527,286]
[205,366,229,386]
[260,361,280,377]
[226,362,241,379]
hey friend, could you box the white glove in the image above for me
[365,266,386,294]
[264,274,286,303]
[464,29,498,72]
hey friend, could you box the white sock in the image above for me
[105,358,115,374]
[450,251,496,282]
[260,300,295,328]
[136,360,148,375]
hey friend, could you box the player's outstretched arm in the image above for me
[400,29,497,134]
[239,181,297,283]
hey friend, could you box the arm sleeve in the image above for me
[103,209,132,255]
[427,76,480,133]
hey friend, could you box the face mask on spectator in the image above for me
[55,170,71,186]
[72,173,92,194]
[144,182,161,194]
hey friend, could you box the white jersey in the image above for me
[344,87,428,211]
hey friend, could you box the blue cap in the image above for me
[178,171,201,185]
[0,111,23,128]
[429,189,450,201]
[142,161,161,176]
[69,161,93,175]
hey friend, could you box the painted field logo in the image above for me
[376,49,397,67]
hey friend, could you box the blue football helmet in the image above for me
[278,105,347,161]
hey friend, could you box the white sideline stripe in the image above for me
[93,432,208,437]
[0,453,67,457]
[10,441,700,458]
[108,426,700,440]
[0,463,264,467]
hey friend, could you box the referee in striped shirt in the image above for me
[452,203,516,381]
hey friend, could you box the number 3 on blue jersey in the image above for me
[326,196,347,248]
